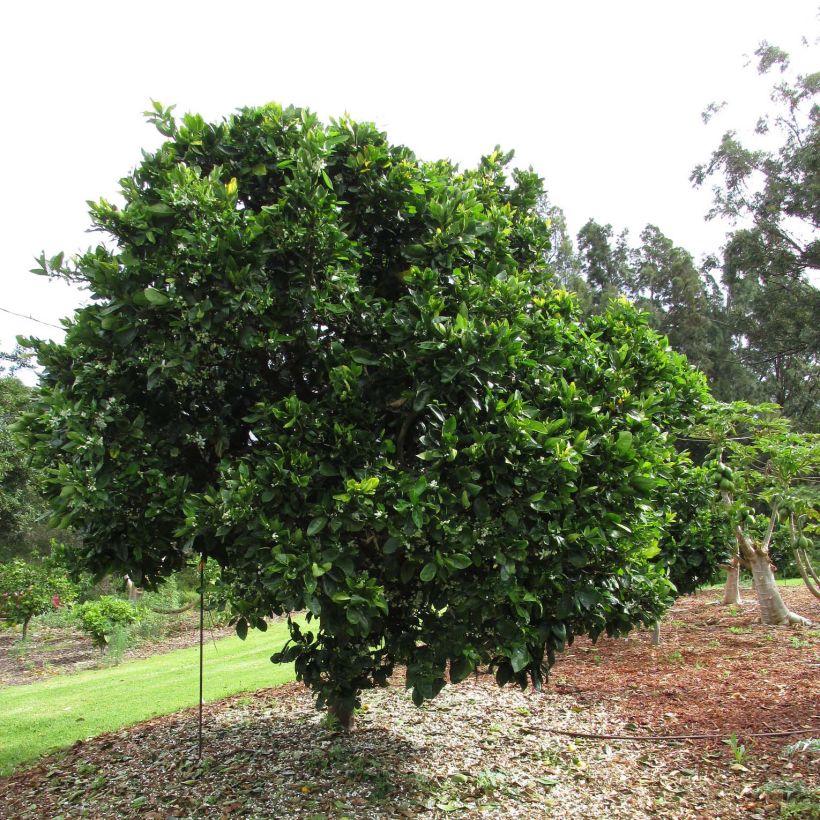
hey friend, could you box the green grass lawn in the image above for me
[703,576,806,590]
[0,619,299,775]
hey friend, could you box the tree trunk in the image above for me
[793,548,820,601]
[125,576,141,601]
[651,622,661,646]
[328,701,355,731]
[722,558,742,605]
[790,515,820,600]
[21,616,31,641]
[747,551,811,626]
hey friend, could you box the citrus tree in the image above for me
[0,558,75,639]
[20,104,708,727]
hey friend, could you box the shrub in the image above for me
[74,596,141,651]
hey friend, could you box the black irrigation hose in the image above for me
[550,726,820,742]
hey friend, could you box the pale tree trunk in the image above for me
[124,576,141,601]
[651,622,661,646]
[722,556,742,605]
[790,514,820,601]
[736,524,811,626]
[794,549,820,599]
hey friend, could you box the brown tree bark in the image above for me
[328,701,355,731]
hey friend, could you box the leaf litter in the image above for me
[0,586,817,818]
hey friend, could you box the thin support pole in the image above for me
[198,556,205,759]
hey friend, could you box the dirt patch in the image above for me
[0,587,817,818]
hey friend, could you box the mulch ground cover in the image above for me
[0,586,818,818]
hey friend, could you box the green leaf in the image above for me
[143,287,169,306]
[147,203,174,216]
[449,655,473,684]
[510,645,531,673]
[615,430,634,455]
[235,619,248,640]
[349,349,379,366]
[448,553,472,570]
[383,537,401,555]
[642,544,661,559]
[519,417,567,436]
[417,450,441,461]
[307,516,328,536]
[420,562,437,582]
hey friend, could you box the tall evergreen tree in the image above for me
[692,40,820,430]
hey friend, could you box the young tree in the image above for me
[696,403,817,625]
[656,456,732,598]
[20,104,709,727]
[0,558,75,639]
[691,41,820,431]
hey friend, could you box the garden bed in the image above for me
[0,613,233,687]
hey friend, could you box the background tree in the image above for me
[0,378,42,561]
[695,402,817,624]
[576,219,630,312]
[539,197,585,298]
[691,41,820,431]
[628,225,720,380]
[0,557,75,639]
[20,104,709,728]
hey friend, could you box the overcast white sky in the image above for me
[1,1,817,372]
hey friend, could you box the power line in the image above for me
[0,306,65,332]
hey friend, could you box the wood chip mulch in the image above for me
[0,586,818,819]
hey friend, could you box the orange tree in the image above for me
[0,558,75,639]
[20,104,709,727]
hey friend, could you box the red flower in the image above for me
[52,595,61,608]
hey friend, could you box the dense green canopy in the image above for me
[21,104,710,722]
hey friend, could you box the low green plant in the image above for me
[759,779,820,819]
[103,625,133,665]
[781,738,820,758]
[33,605,78,630]
[74,597,142,652]
[724,732,748,765]
[140,575,183,612]
[131,609,168,643]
